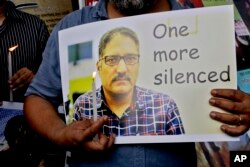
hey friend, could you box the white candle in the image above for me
[8,45,18,102]
[92,71,97,121]
[8,51,13,101]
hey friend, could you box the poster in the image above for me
[12,0,73,32]
[59,5,237,144]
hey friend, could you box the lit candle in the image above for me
[92,71,97,121]
[8,45,18,102]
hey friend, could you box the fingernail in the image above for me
[209,99,215,105]
[221,126,226,132]
[103,115,108,120]
[211,89,217,95]
[210,112,216,118]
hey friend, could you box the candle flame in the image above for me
[9,45,18,52]
[92,71,96,79]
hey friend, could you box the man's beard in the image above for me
[110,0,157,15]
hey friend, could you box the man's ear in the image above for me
[96,61,101,71]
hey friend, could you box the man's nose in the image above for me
[116,58,128,73]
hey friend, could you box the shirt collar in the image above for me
[91,0,109,19]
[98,86,142,112]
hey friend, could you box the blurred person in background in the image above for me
[0,0,49,166]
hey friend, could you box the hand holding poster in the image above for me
[59,5,237,143]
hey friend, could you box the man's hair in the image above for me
[98,27,139,58]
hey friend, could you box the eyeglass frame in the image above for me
[98,54,140,66]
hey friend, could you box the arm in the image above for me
[209,89,250,136]
[23,13,114,151]
[24,95,115,151]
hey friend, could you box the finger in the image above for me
[65,120,93,146]
[220,124,248,137]
[211,89,245,102]
[72,119,92,130]
[210,111,241,126]
[107,133,116,148]
[209,97,245,114]
[10,67,27,82]
[82,134,108,151]
[10,70,28,86]
[9,72,20,85]
[81,116,108,140]
[11,71,33,89]
[12,79,27,90]
[98,132,109,149]
[83,140,105,152]
[85,133,114,151]
[98,133,115,150]
[11,76,28,89]
[25,73,34,83]
[14,74,34,91]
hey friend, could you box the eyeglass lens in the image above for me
[104,55,139,66]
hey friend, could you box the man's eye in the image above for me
[107,58,115,62]
[106,56,119,65]
[127,57,134,61]
[126,56,136,62]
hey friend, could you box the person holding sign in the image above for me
[74,27,185,136]
[24,0,250,166]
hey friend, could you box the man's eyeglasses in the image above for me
[99,54,139,66]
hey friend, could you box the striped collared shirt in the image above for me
[0,1,49,102]
[74,86,185,136]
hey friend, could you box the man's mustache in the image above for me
[111,73,131,83]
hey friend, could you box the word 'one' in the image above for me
[153,23,189,39]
